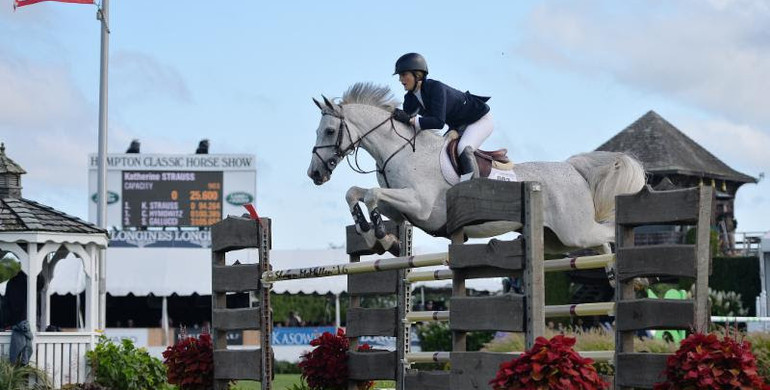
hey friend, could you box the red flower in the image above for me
[298,328,373,390]
[162,333,214,390]
[489,335,609,390]
[654,332,770,390]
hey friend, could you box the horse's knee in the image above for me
[345,187,365,205]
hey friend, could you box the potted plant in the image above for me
[489,334,609,389]
[298,328,373,390]
[162,333,214,390]
[654,331,770,389]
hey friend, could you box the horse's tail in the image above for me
[567,151,646,224]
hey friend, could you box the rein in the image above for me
[313,109,417,188]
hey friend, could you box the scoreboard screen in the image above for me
[122,171,223,228]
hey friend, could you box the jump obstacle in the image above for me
[210,180,714,390]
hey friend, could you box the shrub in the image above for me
[489,335,608,389]
[709,288,749,316]
[163,333,214,389]
[0,358,53,390]
[416,322,494,352]
[653,332,770,389]
[274,360,301,374]
[298,328,373,390]
[86,335,171,390]
[745,332,770,384]
[61,384,109,390]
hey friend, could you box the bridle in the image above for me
[312,107,417,188]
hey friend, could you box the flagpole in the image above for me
[96,0,109,330]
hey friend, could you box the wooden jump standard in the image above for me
[209,181,712,390]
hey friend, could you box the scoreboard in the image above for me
[122,171,223,228]
[89,153,256,230]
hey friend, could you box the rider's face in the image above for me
[399,72,417,91]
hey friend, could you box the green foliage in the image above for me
[286,383,310,390]
[746,332,770,384]
[86,335,171,390]
[274,360,301,374]
[709,288,749,316]
[544,271,571,305]
[0,359,53,390]
[61,384,110,390]
[271,293,340,325]
[709,256,761,316]
[415,322,493,353]
[685,227,719,257]
[0,256,21,284]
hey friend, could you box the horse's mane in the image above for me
[341,82,399,111]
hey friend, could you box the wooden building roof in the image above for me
[597,110,756,184]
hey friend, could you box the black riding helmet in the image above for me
[393,53,428,75]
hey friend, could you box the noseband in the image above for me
[312,108,416,188]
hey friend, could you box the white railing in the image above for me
[0,331,96,388]
[734,231,764,257]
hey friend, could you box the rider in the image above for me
[392,52,493,179]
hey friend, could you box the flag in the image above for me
[15,0,93,9]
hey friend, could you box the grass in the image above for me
[233,376,395,389]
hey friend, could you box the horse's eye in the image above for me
[325,127,336,136]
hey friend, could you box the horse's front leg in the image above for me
[345,186,371,234]
[363,187,425,251]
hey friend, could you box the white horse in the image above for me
[307,83,645,254]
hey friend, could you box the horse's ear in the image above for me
[312,98,324,111]
[322,95,337,111]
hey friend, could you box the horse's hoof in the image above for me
[387,241,401,256]
[355,222,372,235]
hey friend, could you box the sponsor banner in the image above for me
[271,327,337,346]
[359,335,396,349]
[176,328,243,346]
[110,229,211,248]
[270,328,416,350]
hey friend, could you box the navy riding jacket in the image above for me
[403,78,490,130]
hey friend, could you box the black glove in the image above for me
[393,108,411,125]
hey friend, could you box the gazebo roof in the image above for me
[0,197,106,235]
[0,143,107,239]
[0,143,26,175]
[597,110,757,184]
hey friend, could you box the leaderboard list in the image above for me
[122,171,223,228]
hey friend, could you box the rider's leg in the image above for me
[457,112,494,153]
[457,113,494,179]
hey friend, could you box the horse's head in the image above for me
[308,96,350,185]
[308,83,403,185]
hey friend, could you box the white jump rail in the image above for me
[405,253,615,283]
[405,349,615,364]
[262,252,448,283]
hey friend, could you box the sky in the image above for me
[1,0,768,251]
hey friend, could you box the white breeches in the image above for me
[457,112,494,152]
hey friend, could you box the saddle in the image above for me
[446,130,514,178]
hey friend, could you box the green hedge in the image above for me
[709,256,761,316]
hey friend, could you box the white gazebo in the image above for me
[0,143,107,386]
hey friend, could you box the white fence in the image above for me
[0,331,96,388]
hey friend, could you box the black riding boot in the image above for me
[458,146,479,181]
